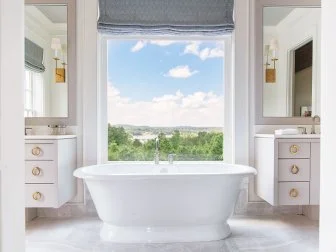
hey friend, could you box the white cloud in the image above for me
[131,40,180,52]
[183,42,201,56]
[149,40,178,46]
[152,90,183,102]
[183,42,224,60]
[131,41,147,52]
[131,40,224,60]
[107,83,130,104]
[107,84,223,127]
[164,65,198,79]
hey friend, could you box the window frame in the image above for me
[98,35,233,164]
[24,69,44,117]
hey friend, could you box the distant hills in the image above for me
[111,124,222,136]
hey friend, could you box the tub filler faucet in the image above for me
[168,154,175,164]
[154,137,160,165]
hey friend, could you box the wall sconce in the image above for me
[51,38,66,83]
[265,38,279,83]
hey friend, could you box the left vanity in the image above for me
[25,135,77,208]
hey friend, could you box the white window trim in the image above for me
[97,35,234,164]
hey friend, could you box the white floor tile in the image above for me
[26,215,319,252]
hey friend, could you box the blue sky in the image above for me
[106,40,225,127]
[107,40,224,102]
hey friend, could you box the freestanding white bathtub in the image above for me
[74,163,256,243]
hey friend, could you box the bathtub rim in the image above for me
[73,163,257,180]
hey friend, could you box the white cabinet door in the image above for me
[279,182,310,205]
[278,159,310,182]
[278,142,311,159]
[310,143,320,205]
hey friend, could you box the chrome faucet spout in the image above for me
[154,137,160,165]
[168,154,175,164]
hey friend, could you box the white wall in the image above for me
[234,0,250,168]
[263,27,283,116]
[0,0,25,251]
[320,0,336,251]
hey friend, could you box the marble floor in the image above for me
[26,215,319,252]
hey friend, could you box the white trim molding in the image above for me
[0,0,25,251]
[320,0,336,250]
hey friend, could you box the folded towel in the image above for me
[274,129,299,135]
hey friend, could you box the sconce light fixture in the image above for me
[265,38,279,83]
[51,38,66,83]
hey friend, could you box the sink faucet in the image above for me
[168,154,175,164]
[154,137,160,165]
[311,115,320,134]
[25,127,32,136]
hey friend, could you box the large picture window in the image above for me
[24,70,44,117]
[107,39,226,161]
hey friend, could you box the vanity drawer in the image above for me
[25,143,56,160]
[278,142,310,159]
[25,161,57,184]
[278,182,310,205]
[278,159,310,182]
[25,184,58,208]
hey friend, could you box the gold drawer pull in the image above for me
[289,145,299,154]
[289,189,299,198]
[32,147,42,156]
[32,167,41,176]
[291,165,299,175]
[32,192,42,201]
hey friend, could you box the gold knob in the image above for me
[291,165,299,175]
[289,189,299,198]
[290,145,299,154]
[32,167,41,176]
[32,147,42,156]
[32,192,42,201]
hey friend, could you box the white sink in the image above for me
[25,135,76,140]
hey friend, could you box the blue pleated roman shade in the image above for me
[97,0,234,35]
[25,38,46,73]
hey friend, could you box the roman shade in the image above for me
[25,38,46,73]
[97,0,234,35]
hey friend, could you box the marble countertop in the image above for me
[255,133,320,139]
[25,135,77,140]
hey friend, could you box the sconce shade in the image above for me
[269,38,279,50]
[51,38,61,50]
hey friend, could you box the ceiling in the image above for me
[36,5,67,24]
[263,7,295,26]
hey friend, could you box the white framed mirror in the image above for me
[254,0,321,125]
[25,0,76,125]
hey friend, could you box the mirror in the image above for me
[262,7,321,118]
[24,4,68,117]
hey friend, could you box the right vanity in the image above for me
[255,134,320,206]
[253,0,321,219]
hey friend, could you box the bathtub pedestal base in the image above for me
[100,222,231,243]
